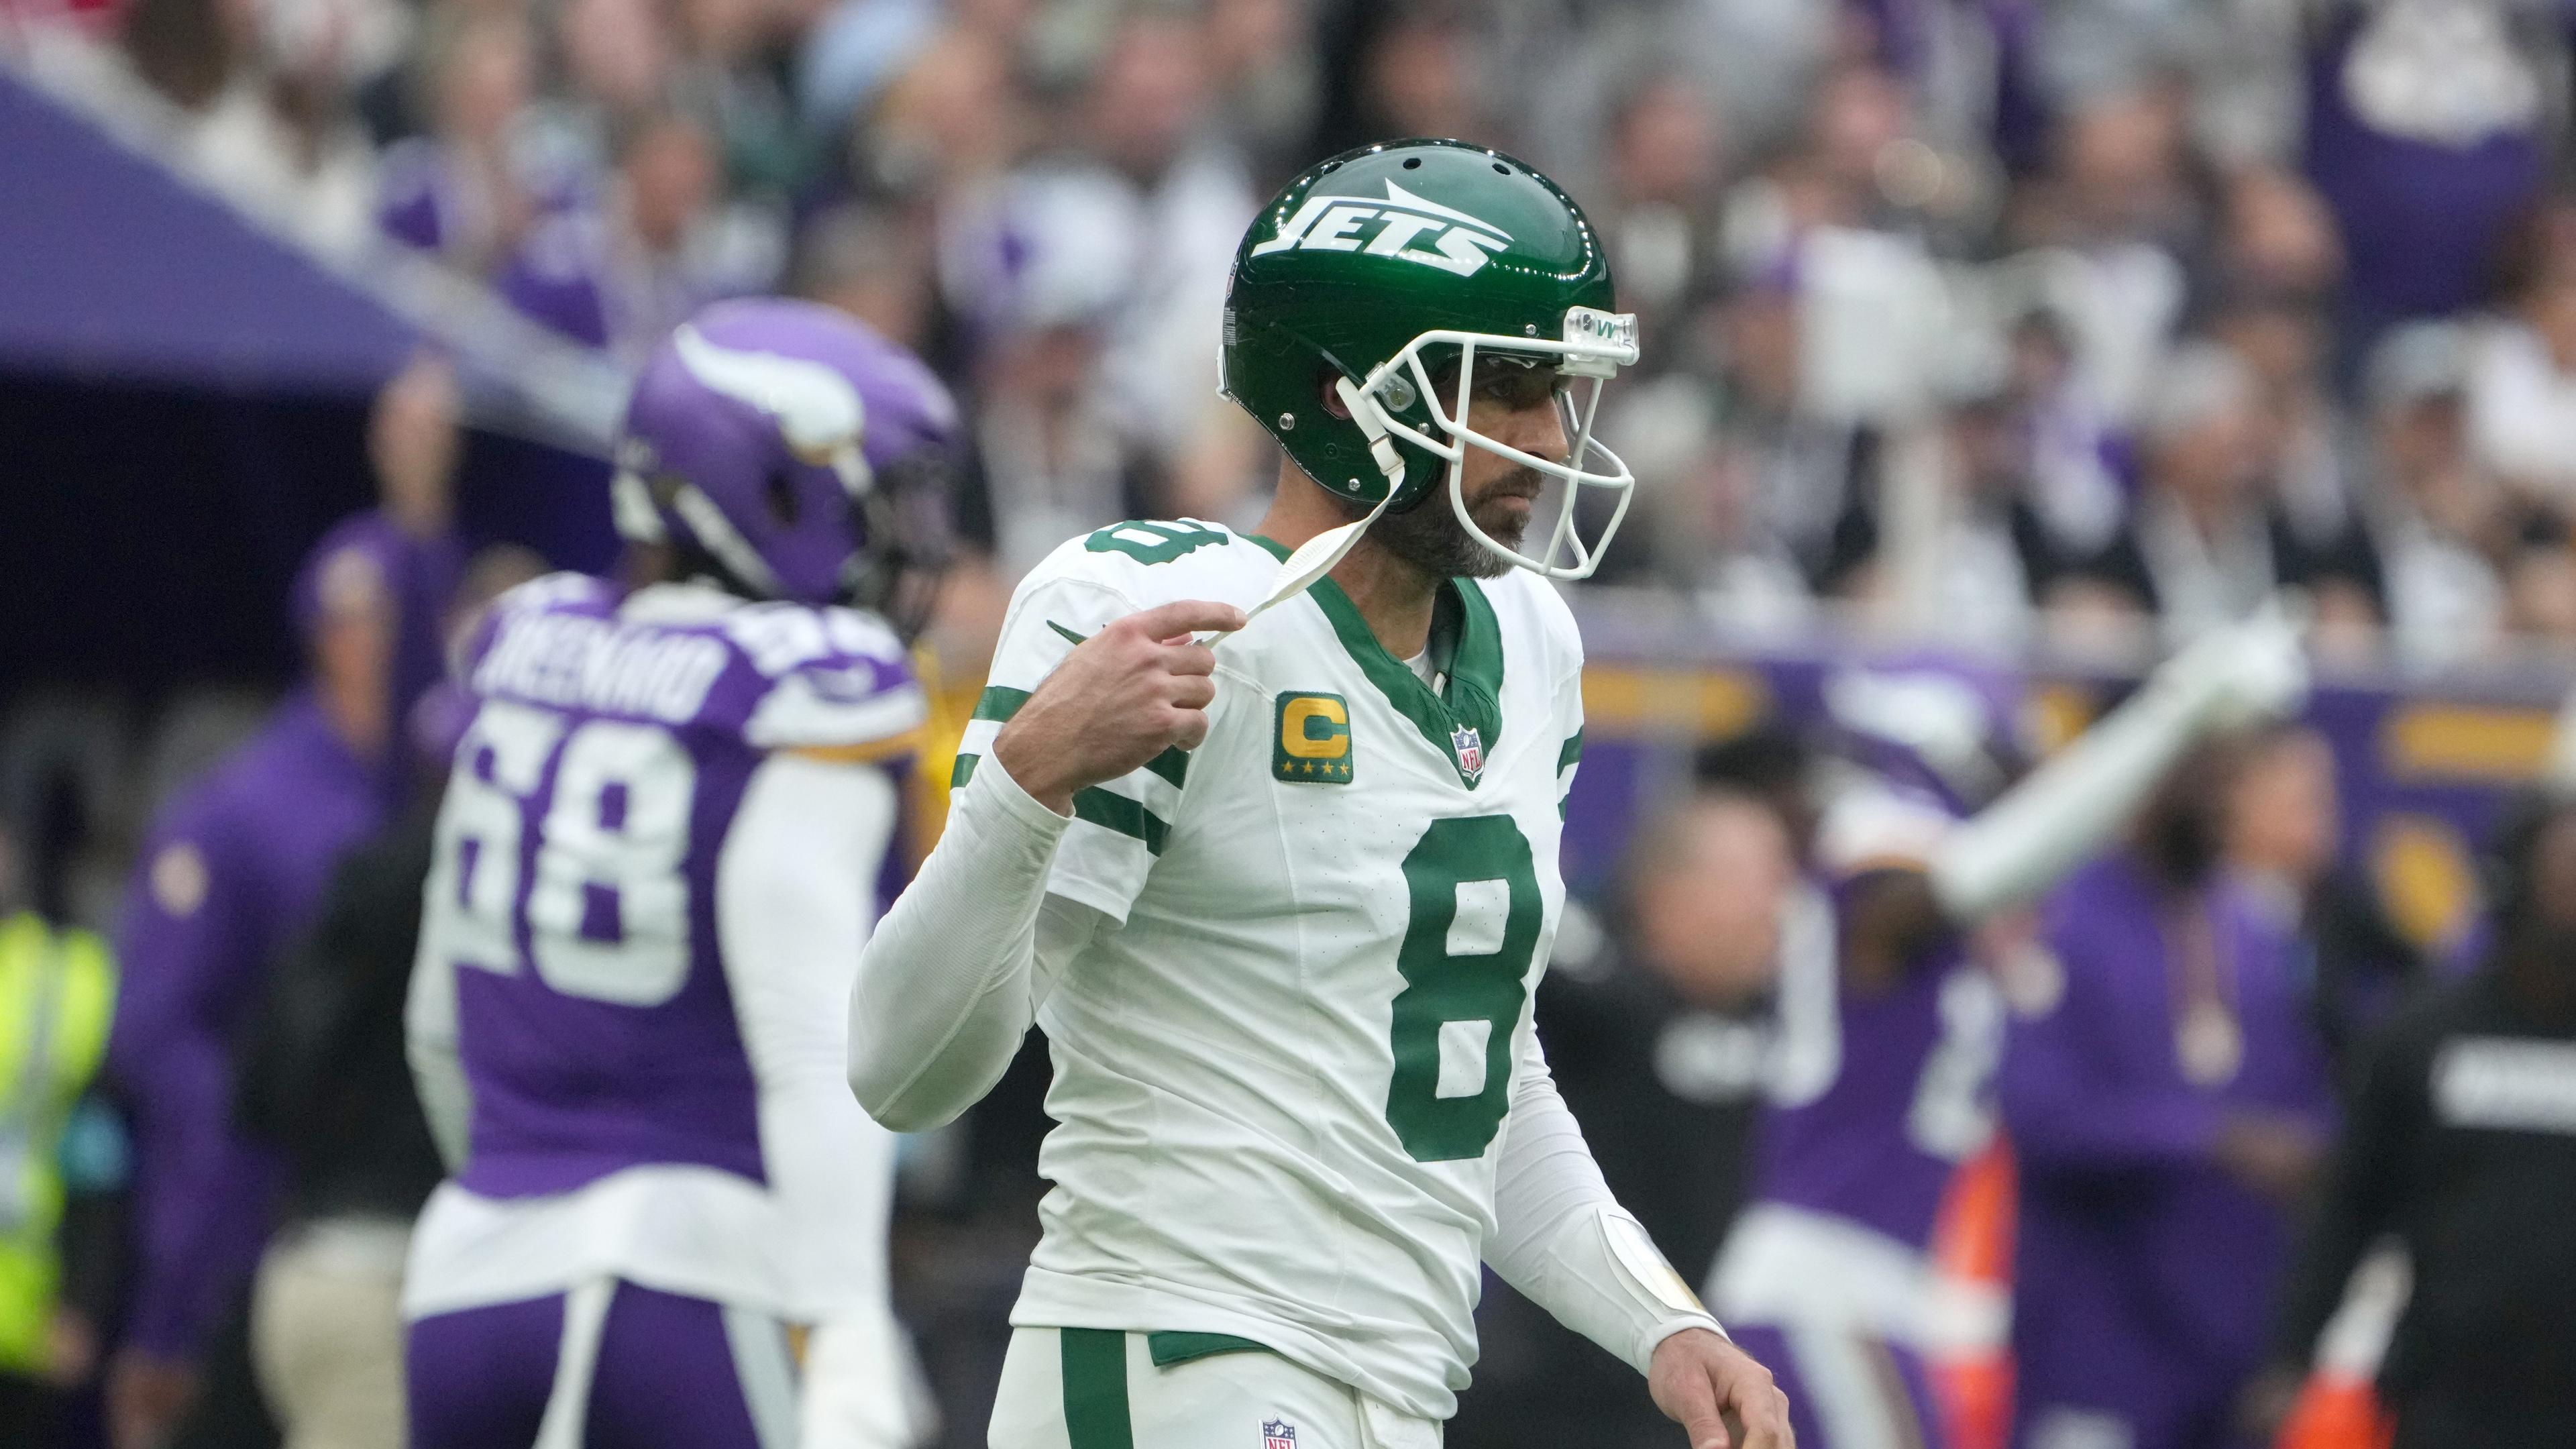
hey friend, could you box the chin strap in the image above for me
[1336,376,1411,502]
[1197,380,1409,649]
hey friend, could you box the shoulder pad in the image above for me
[718,602,926,752]
[1024,519,1283,612]
[455,573,612,685]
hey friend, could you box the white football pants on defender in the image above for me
[988,1327,1442,1449]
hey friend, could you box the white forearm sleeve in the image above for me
[1929,675,2212,922]
[1488,1036,1723,1373]
[403,948,472,1170]
[847,759,1091,1132]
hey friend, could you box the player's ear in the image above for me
[1319,371,1352,419]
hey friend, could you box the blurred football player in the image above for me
[849,140,1791,1449]
[400,297,954,1449]
[1704,621,2308,1449]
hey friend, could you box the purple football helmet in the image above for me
[613,297,959,618]
[1819,652,2030,814]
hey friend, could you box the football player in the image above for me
[401,298,953,1449]
[849,140,1792,1449]
[1705,627,2308,1449]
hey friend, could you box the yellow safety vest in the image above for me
[0,912,115,1375]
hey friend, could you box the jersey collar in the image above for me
[1251,534,1505,789]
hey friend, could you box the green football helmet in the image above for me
[1221,138,1639,579]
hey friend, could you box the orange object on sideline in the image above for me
[1928,1140,2017,1449]
[2274,1373,2394,1449]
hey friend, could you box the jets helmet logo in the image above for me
[1249,181,1512,277]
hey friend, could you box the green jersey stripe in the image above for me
[971,686,1032,722]
[1141,745,1189,790]
[1074,788,1170,854]
[965,686,1186,789]
[1556,729,1583,819]
[1059,1328,1134,1449]
[1303,572,1505,789]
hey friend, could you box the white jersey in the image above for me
[957,519,1587,1419]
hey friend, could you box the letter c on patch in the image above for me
[1281,696,1350,759]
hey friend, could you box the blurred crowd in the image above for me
[17,0,2576,670]
[13,1,2576,1448]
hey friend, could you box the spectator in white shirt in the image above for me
[2363,323,2514,665]
[2469,201,2576,518]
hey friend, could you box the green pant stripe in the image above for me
[1144,1330,1271,1366]
[1059,1328,1134,1449]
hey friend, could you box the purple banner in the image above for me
[0,70,417,392]
[1563,596,2572,957]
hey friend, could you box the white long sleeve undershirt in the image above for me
[1488,1034,1728,1372]
[846,758,1095,1132]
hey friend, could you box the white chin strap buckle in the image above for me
[1336,376,1409,500]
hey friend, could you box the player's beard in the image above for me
[1364,465,1540,580]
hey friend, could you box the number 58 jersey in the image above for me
[958,521,1587,1420]
[402,574,924,1326]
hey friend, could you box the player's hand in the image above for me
[2156,606,2310,729]
[107,1347,201,1449]
[994,598,1246,814]
[1649,1328,1793,1449]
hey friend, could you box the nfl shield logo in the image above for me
[1450,724,1485,784]
[1263,1420,1297,1449]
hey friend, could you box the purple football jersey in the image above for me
[422,574,921,1201]
[1751,786,2004,1251]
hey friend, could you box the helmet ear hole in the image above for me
[763,467,802,527]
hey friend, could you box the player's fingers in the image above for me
[1168,704,1214,752]
[1159,639,1218,677]
[1128,598,1246,642]
[1666,1364,1732,1449]
[1168,675,1217,712]
[1724,1374,1793,1449]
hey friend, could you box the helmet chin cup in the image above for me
[1349,327,1638,580]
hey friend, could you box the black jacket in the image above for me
[2270,963,2576,1446]
[235,808,446,1224]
